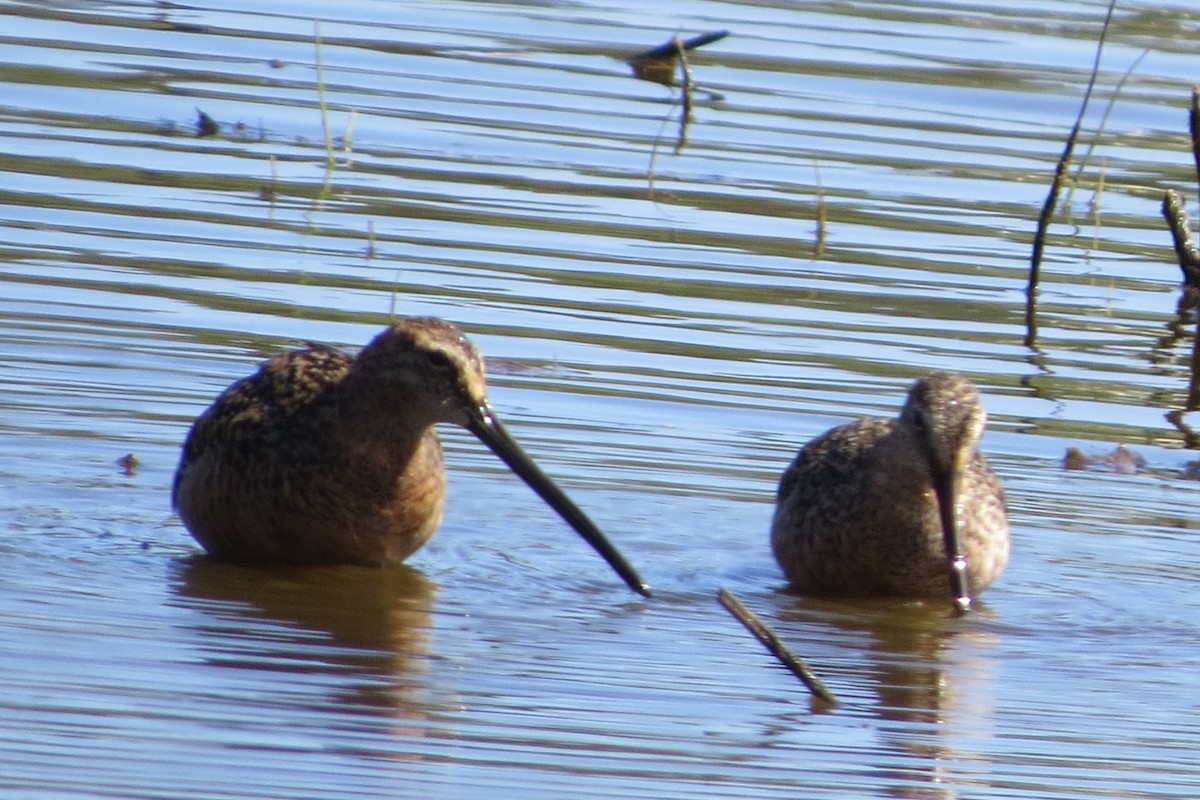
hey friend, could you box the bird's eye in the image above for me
[426,350,454,371]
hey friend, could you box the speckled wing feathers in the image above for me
[770,372,1009,600]
[173,346,353,506]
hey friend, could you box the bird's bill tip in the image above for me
[467,408,650,598]
[934,474,973,614]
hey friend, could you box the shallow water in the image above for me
[2,0,1199,797]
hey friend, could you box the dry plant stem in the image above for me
[1064,48,1148,217]
[675,39,693,154]
[1162,201,1200,417]
[1167,89,1200,412]
[1190,86,1200,189]
[262,155,279,216]
[678,38,693,121]
[389,265,403,322]
[1026,0,1117,347]
[1188,327,1200,411]
[639,32,727,194]
[814,160,826,260]
[1166,407,1200,448]
[717,589,839,706]
[343,109,358,158]
[1089,157,1106,254]
[315,21,335,172]
[1162,191,1200,285]
[1185,88,1200,412]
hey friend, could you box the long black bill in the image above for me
[933,470,972,615]
[468,406,651,597]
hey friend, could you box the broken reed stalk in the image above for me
[1162,191,1200,285]
[1026,0,1118,347]
[717,588,838,706]
[675,39,693,154]
[678,39,693,120]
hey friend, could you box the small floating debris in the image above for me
[627,30,728,86]
[717,588,838,707]
[1062,444,1147,475]
[116,453,140,477]
[195,108,218,138]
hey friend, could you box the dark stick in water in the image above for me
[1025,0,1116,348]
[717,588,838,706]
[628,30,729,63]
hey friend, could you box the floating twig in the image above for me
[717,588,838,706]
[627,30,729,85]
[629,30,729,64]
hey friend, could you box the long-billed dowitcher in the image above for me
[172,317,650,597]
[770,372,1008,612]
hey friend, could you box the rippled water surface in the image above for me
[3,0,1199,797]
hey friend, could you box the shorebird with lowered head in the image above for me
[770,371,1008,613]
[173,316,650,597]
